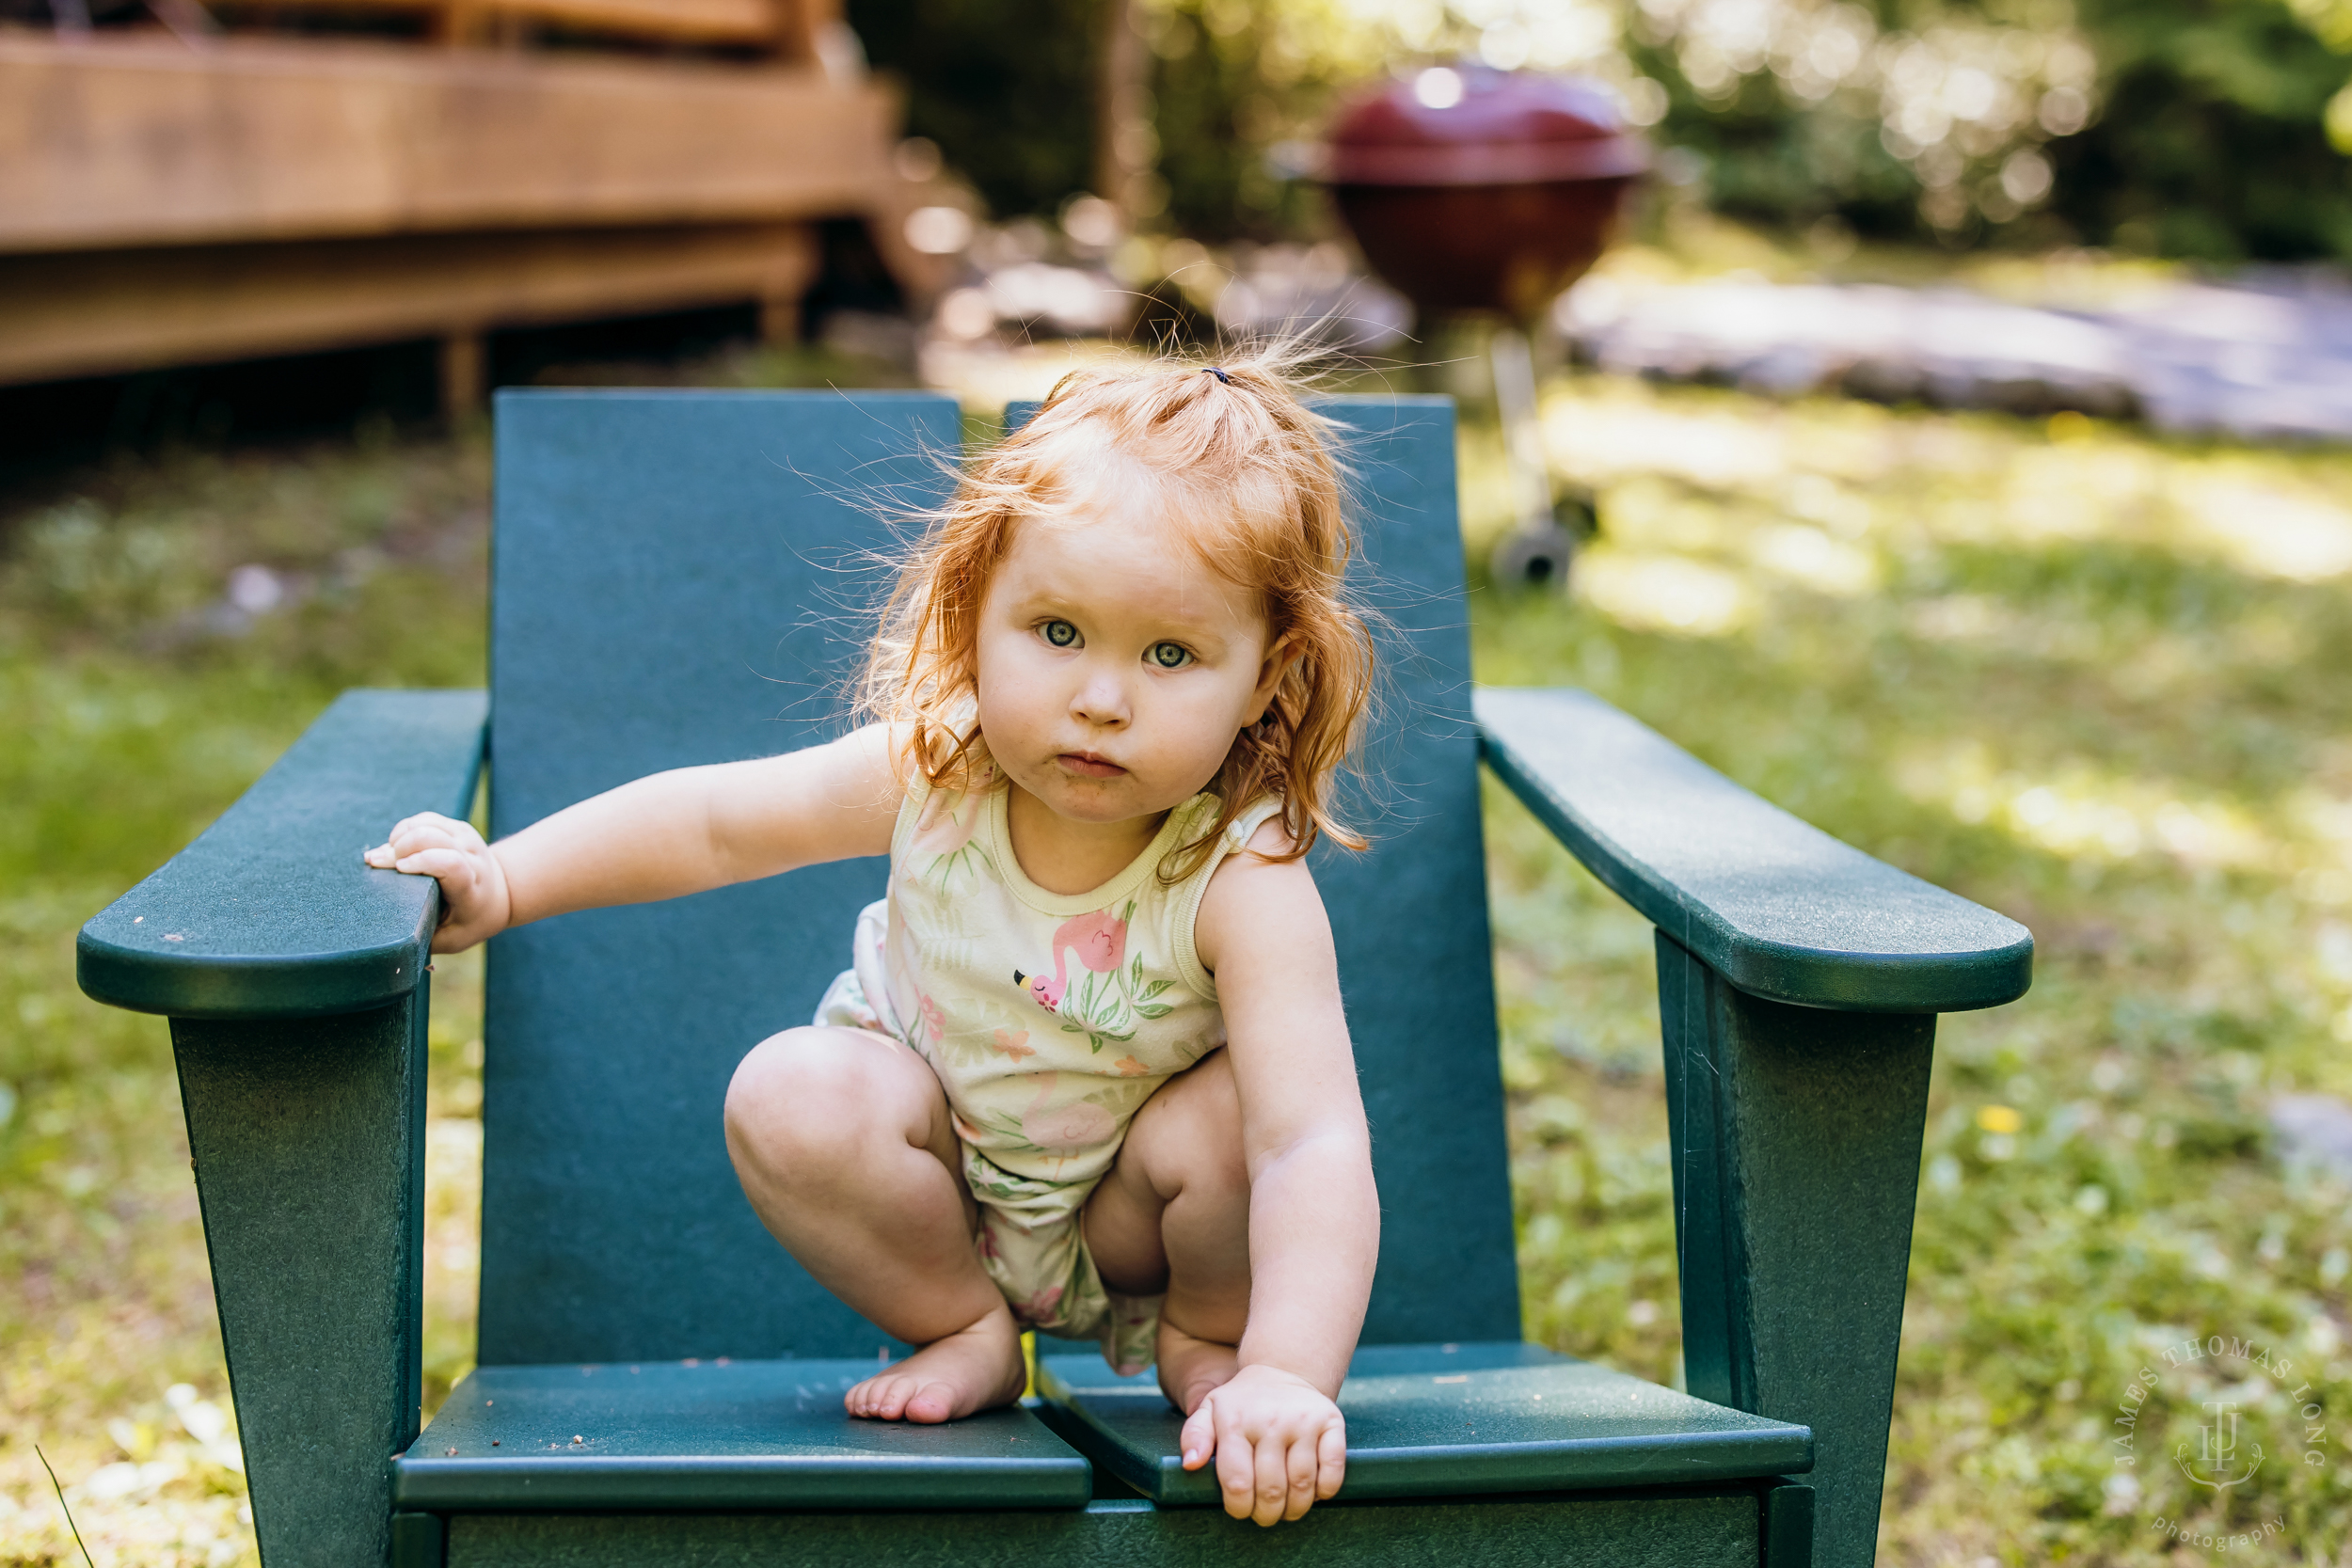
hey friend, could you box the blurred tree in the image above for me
[849,0,1105,218]
[2052,0,2352,258]
[851,0,2352,260]
[849,0,1390,237]
[1623,0,2352,259]
[1138,0,1382,239]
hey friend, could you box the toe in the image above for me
[904,1380,958,1423]
[872,1375,915,1420]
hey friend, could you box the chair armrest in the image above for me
[77,689,488,1020]
[1474,687,2030,1013]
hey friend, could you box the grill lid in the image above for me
[1328,66,1648,187]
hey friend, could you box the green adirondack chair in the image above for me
[76,389,2030,1568]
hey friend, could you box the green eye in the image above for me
[1149,641,1191,669]
[1041,620,1079,647]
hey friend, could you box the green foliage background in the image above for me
[850,0,1107,221]
[850,0,2352,260]
[2050,0,2352,259]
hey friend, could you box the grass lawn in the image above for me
[4,367,2350,1565]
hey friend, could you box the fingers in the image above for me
[372,814,485,862]
[392,847,479,885]
[1180,1402,1216,1472]
[1315,1418,1347,1500]
[1194,1371,1348,1525]
[366,814,483,870]
[1213,1403,1257,1520]
[1210,1410,1311,1525]
[1283,1427,1320,1521]
[1252,1432,1290,1526]
[363,812,508,954]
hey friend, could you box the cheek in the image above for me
[973,636,1052,728]
[1163,680,1257,757]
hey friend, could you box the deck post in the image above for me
[439,331,486,420]
[1658,931,1935,1568]
[756,223,820,346]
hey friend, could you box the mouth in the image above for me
[1057,752,1127,779]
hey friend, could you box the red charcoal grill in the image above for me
[1327,67,1646,585]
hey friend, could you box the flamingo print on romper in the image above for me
[1012,903,1178,1051]
[1020,1070,1117,1157]
[963,1068,1123,1176]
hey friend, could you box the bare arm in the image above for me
[1202,835,1377,1390]
[364,723,903,953]
[1179,823,1378,1522]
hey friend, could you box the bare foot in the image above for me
[844,1306,1027,1424]
[1156,1315,1241,1416]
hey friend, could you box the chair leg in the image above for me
[1657,932,1934,1568]
[1761,1479,1816,1567]
[390,1511,448,1568]
[172,992,430,1568]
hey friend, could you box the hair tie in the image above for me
[1204,366,1232,385]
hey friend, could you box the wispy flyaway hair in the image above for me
[859,343,1375,875]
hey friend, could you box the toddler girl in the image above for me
[365,353,1382,1527]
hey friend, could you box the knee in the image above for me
[1131,1051,1248,1199]
[724,1028,893,1184]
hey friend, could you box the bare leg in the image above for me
[724,1025,1025,1423]
[1082,1050,1252,1414]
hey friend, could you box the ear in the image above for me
[1248,630,1304,720]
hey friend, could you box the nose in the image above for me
[1070,663,1130,728]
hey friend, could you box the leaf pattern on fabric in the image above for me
[1019,900,1175,1050]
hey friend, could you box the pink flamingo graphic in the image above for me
[1021,1071,1116,1155]
[1012,908,1128,1013]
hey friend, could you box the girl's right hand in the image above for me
[363,812,513,954]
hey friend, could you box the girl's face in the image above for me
[974,497,1294,830]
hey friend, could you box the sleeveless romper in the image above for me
[814,768,1281,1375]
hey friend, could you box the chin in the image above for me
[1046,789,1143,823]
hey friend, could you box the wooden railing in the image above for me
[0,0,941,401]
[0,35,891,254]
[199,0,840,54]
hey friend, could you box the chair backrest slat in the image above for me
[480,389,1517,1366]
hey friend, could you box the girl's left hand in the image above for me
[1179,1363,1346,1526]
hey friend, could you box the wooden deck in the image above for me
[0,27,940,396]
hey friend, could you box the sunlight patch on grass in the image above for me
[1894,741,2283,871]
[2185,476,2352,584]
[1571,550,1753,636]
[1747,521,1881,594]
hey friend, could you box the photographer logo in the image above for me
[2104,1330,2331,1555]
[2177,1400,2262,1489]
